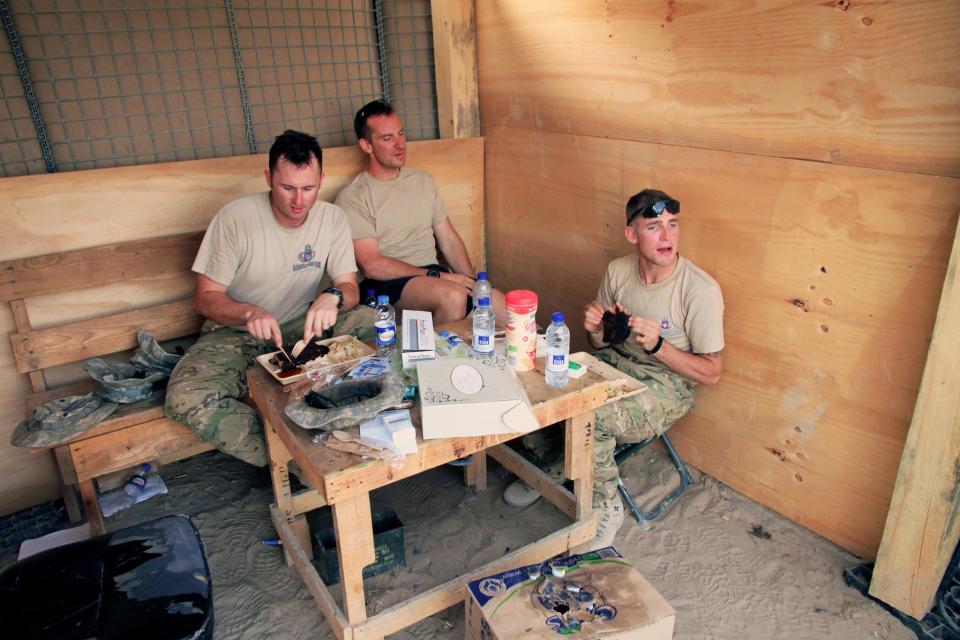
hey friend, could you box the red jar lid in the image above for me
[505,290,538,313]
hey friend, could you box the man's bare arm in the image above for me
[433,218,474,276]
[194,273,283,346]
[331,272,360,311]
[653,346,723,386]
[353,235,475,290]
[353,237,424,279]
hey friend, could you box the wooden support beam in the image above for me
[431,0,479,138]
[270,504,350,640]
[565,412,595,520]
[333,493,376,625]
[870,216,960,617]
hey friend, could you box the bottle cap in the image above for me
[477,271,488,280]
[377,295,390,305]
[478,296,491,306]
[552,311,565,323]
[367,288,375,297]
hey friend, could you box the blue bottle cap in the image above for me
[478,296,491,306]
[552,311,565,323]
[477,271,488,280]
[377,295,390,305]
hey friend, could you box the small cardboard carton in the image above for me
[416,354,539,439]
[465,547,675,640]
[401,310,436,368]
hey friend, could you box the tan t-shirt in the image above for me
[335,168,448,274]
[598,255,725,367]
[193,192,357,326]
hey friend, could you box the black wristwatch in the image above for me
[323,287,344,309]
[426,267,441,278]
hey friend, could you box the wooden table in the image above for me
[248,353,643,640]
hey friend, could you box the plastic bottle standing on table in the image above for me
[505,290,538,371]
[473,271,492,309]
[545,312,570,388]
[472,296,496,356]
[364,288,378,308]
[374,295,397,358]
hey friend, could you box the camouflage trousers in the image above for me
[591,348,696,504]
[164,306,375,466]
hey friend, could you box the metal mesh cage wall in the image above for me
[0,0,438,177]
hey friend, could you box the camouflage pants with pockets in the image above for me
[591,347,696,505]
[164,306,375,466]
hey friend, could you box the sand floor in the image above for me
[96,443,914,640]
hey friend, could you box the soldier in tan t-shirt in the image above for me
[165,130,371,467]
[507,189,725,554]
[336,100,506,324]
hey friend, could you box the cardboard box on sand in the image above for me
[465,547,675,639]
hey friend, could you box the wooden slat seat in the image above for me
[1,231,209,534]
[11,300,203,373]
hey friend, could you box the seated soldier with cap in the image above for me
[506,188,725,553]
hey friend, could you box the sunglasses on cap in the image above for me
[628,198,680,224]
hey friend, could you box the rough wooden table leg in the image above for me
[264,419,311,566]
[465,450,487,491]
[333,493,377,628]
[565,412,595,521]
[78,478,105,535]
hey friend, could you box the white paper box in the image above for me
[401,310,436,365]
[416,355,539,439]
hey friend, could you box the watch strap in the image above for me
[324,287,344,309]
[644,335,664,355]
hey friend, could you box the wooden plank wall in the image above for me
[0,137,483,515]
[870,222,960,616]
[477,0,960,557]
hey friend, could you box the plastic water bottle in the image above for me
[473,271,492,308]
[374,295,397,358]
[545,312,570,388]
[123,463,152,498]
[364,288,377,308]
[472,296,495,356]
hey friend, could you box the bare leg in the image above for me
[397,276,471,325]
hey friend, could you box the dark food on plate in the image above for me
[268,341,331,371]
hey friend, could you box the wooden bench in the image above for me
[0,233,214,534]
[0,136,485,530]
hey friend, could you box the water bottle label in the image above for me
[474,334,493,353]
[375,321,396,347]
[546,352,568,373]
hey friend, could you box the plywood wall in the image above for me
[0,137,483,515]
[477,1,960,557]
